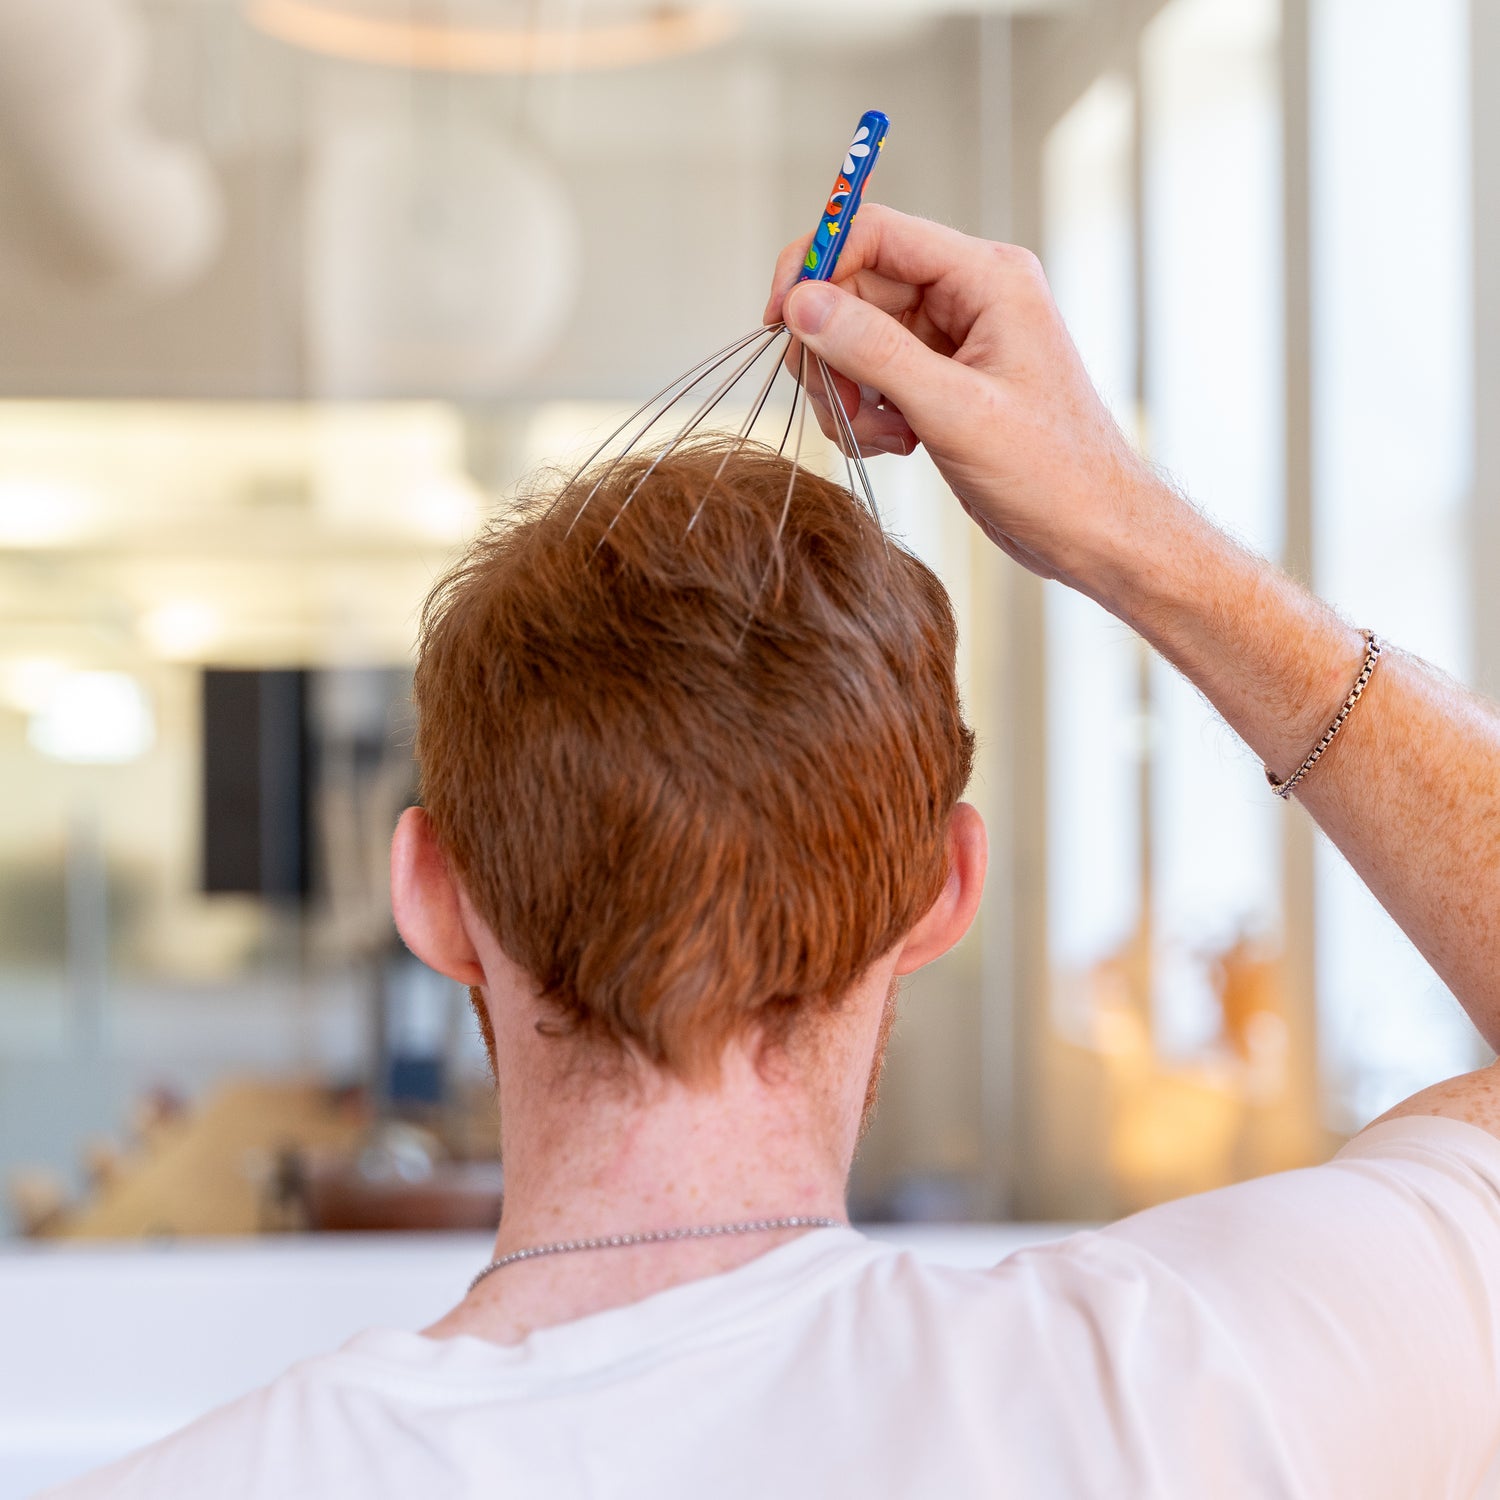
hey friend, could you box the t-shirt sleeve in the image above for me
[1100,1114,1500,1499]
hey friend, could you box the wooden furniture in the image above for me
[51,1077,369,1240]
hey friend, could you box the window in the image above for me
[1042,76,1144,1042]
[1309,0,1483,1125]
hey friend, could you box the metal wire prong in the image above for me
[594,325,789,551]
[736,342,810,649]
[773,326,802,457]
[687,326,795,536]
[815,354,884,534]
[569,322,767,482]
[815,354,865,505]
[560,324,774,537]
[784,340,810,523]
[780,342,811,554]
[564,324,772,537]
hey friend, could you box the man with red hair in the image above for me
[52,208,1500,1498]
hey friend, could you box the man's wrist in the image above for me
[1065,464,1214,627]
[1064,464,1371,785]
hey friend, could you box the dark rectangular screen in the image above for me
[201,669,311,898]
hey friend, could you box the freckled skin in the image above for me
[1377,1064,1500,1138]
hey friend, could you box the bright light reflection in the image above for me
[0,480,96,548]
[0,658,70,714]
[406,476,485,541]
[27,672,157,764]
[139,600,225,660]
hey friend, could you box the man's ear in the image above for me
[894,802,988,976]
[390,807,486,986]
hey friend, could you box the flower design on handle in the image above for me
[843,126,872,177]
[799,111,889,285]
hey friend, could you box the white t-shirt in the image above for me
[43,1116,1500,1499]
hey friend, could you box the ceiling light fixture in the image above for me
[139,600,226,661]
[0,657,70,715]
[245,1,739,74]
[0,479,97,548]
[27,671,156,764]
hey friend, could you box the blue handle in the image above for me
[799,109,890,284]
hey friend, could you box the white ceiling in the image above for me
[206,0,1076,16]
[214,0,1082,61]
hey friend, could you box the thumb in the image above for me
[783,280,969,438]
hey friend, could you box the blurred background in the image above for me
[0,0,1495,1256]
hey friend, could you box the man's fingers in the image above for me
[783,279,972,442]
[804,386,918,457]
[765,235,814,324]
[769,205,1051,346]
[787,356,918,457]
[807,359,860,419]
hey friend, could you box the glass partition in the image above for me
[1309,0,1484,1126]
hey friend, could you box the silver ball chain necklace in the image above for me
[469,1215,844,1294]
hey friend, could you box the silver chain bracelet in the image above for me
[1266,629,1383,799]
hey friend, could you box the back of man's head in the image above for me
[414,439,974,1079]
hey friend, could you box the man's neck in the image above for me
[505,1050,847,1234]
[425,981,887,1347]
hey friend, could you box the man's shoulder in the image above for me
[1369,1059,1500,1138]
[36,1349,348,1500]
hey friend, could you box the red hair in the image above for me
[414,439,973,1079]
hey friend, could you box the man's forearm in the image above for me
[767,210,1500,1046]
[1085,477,1500,1051]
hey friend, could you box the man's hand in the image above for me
[767,204,1500,1068]
[764,204,1163,597]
